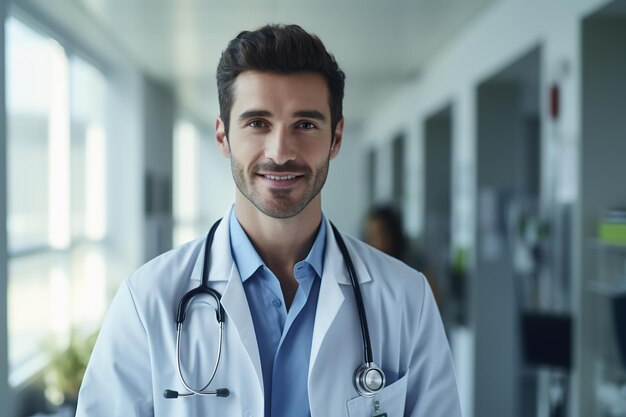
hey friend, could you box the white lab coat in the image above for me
[76,207,462,417]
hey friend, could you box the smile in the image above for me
[264,174,297,180]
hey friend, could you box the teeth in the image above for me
[265,175,296,180]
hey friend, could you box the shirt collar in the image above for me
[303,216,326,279]
[228,209,327,282]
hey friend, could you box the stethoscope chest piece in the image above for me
[354,362,386,397]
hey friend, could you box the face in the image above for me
[216,71,344,219]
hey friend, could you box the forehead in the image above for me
[231,71,330,115]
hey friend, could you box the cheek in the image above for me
[230,139,261,163]
[302,139,333,159]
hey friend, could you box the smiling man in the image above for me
[76,24,462,417]
[216,70,341,312]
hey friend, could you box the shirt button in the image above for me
[272,298,281,308]
[243,411,252,417]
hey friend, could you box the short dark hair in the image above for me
[216,24,345,136]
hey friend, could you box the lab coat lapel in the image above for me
[309,220,374,373]
[220,265,264,396]
[309,218,350,373]
[309,261,345,373]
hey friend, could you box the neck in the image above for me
[234,193,322,275]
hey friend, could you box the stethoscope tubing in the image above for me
[329,222,374,366]
[166,220,229,399]
[165,218,384,400]
[175,321,225,396]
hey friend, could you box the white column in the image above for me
[404,119,423,238]
[451,86,477,256]
[0,0,13,414]
[451,85,476,417]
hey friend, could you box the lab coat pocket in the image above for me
[346,372,408,417]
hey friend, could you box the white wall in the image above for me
[106,58,178,268]
[106,66,178,267]
[106,66,145,271]
[323,127,368,237]
[197,124,235,229]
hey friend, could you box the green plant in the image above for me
[451,247,468,276]
[45,330,98,403]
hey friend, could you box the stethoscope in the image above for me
[163,218,385,400]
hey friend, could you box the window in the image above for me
[6,16,59,252]
[6,16,110,386]
[70,55,107,241]
[173,118,234,246]
[173,120,200,246]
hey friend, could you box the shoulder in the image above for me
[342,234,427,298]
[340,234,439,349]
[125,236,206,304]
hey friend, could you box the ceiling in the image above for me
[21,0,499,131]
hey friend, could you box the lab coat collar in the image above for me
[189,206,235,284]
[322,215,372,286]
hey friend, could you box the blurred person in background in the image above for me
[364,205,443,309]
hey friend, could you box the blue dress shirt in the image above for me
[229,210,326,417]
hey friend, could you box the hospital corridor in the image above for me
[0,0,625,416]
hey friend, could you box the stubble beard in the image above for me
[231,157,329,219]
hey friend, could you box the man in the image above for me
[76,24,461,417]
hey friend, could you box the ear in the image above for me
[329,118,344,160]
[215,116,231,158]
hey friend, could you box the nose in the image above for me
[264,126,296,165]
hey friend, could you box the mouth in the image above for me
[262,174,300,180]
[256,173,305,187]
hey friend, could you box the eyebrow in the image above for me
[293,110,326,122]
[238,110,272,121]
[238,109,327,122]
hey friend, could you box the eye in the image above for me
[296,121,317,129]
[248,120,268,128]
